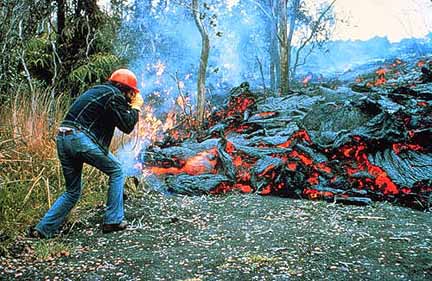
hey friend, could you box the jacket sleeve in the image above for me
[106,93,139,134]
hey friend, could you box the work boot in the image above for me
[27,226,47,239]
[102,222,128,234]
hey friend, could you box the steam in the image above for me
[118,0,267,114]
[114,0,432,173]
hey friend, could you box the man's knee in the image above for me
[65,189,81,203]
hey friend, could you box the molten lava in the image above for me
[137,60,431,209]
[339,141,399,195]
[148,148,218,176]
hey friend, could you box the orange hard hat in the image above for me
[108,69,140,93]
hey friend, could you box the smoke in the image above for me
[118,0,267,116]
[115,0,269,172]
[114,0,432,172]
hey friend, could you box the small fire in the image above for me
[417,60,426,68]
[136,105,165,142]
[375,68,387,76]
[303,74,313,85]
[374,76,387,86]
[162,112,176,131]
[373,67,388,86]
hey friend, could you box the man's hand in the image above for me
[130,94,144,111]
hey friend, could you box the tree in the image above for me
[279,0,336,93]
[290,0,336,79]
[251,0,336,94]
[279,0,301,93]
[192,0,210,126]
[0,0,125,101]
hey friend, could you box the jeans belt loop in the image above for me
[58,127,79,136]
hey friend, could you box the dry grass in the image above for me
[0,90,113,254]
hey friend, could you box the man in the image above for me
[30,69,144,238]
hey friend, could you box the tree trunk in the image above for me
[270,56,275,91]
[268,0,279,92]
[286,0,300,89]
[278,0,288,94]
[192,0,210,126]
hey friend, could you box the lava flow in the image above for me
[136,60,432,210]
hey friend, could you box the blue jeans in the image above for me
[36,130,125,237]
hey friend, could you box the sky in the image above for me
[97,0,432,42]
[332,0,432,42]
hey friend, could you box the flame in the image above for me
[162,112,176,131]
[136,105,165,142]
[375,68,387,76]
[374,76,387,86]
[176,95,188,111]
[391,59,403,68]
[417,60,426,68]
[371,67,388,86]
[303,74,313,85]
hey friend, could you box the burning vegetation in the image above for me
[130,58,432,210]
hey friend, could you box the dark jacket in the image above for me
[61,83,139,154]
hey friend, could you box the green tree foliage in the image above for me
[0,0,50,100]
[68,53,122,93]
[0,0,127,101]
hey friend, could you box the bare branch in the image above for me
[292,0,336,76]
[85,15,97,58]
[18,19,34,94]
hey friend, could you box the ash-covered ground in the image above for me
[1,191,431,280]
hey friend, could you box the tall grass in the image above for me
[0,89,113,254]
